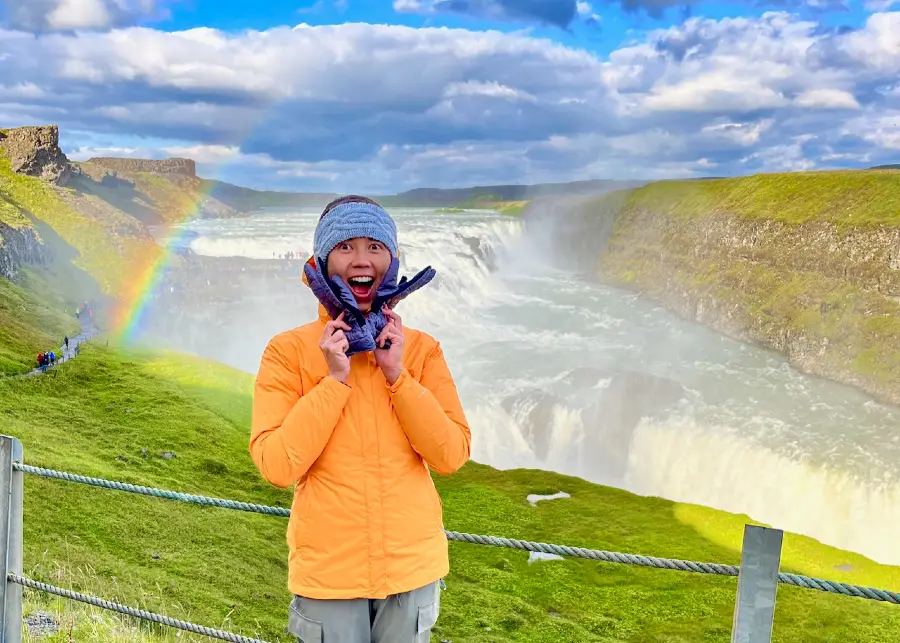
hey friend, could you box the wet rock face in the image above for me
[502,389,562,462]
[0,222,45,281]
[581,370,686,484]
[503,369,686,483]
[0,125,72,185]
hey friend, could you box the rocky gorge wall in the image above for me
[525,171,900,406]
[87,157,197,177]
[0,221,44,281]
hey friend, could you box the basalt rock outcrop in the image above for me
[87,157,197,177]
[0,221,44,281]
[0,125,72,185]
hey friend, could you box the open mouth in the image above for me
[347,276,375,299]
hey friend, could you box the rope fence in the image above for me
[2,438,898,643]
[13,462,900,605]
[8,575,269,643]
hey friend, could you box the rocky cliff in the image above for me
[0,221,44,281]
[77,156,237,221]
[87,157,196,177]
[525,171,900,406]
[0,125,72,185]
[0,123,247,297]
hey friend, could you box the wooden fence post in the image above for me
[0,435,23,643]
[731,524,783,643]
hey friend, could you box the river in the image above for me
[142,206,900,566]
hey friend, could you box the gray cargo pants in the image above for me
[287,579,442,643]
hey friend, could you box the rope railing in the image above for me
[8,574,270,643]
[13,462,900,605]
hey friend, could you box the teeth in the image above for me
[349,277,373,285]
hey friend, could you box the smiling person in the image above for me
[249,195,471,643]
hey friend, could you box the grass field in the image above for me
[0,341,898,642]
[623,171,900,227]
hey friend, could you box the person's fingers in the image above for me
[376,325,403,348]
[324,314,351,336]
[383,307,402,329]
[378,330,402,349]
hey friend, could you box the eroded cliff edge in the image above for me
[526,171,900,406]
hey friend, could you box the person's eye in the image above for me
[370,243,383,251]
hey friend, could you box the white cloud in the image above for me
[48,0,111,30]
[644,72,790,112]
[0,0,168,31]
[2,11,900,190]
[392,0,423,10]
[835,12,900,74]
[701,120,775,146]
[794,88,860,109]
[443,80,538,102]
[842,111,900,150]
[865,0,899,10]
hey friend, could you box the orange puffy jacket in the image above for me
[249,304,471,600]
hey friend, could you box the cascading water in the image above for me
[142,207,900,566]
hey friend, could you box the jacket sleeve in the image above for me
[389,342,471,475]
[249,338,352,488]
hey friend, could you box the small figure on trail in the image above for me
[36,352,44,368]
[64,336,69,350]
[49,350,55,365]
[250,195,470,643]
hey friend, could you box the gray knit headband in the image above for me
[313,200,399,262]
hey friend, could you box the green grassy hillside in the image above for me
[1,341,898,643]
[0,190,32,228]
[0,154,155,294]
[624,170,900,227]
[0,269,79,375]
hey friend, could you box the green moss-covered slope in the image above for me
[0,154,156,294]
[626,170,900,227]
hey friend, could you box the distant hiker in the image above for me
[36,352,44,368]
[250,195,471,643]
[49,350,56,365]
[64,336,69,350]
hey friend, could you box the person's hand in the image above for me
[320,312,351,384]
[375,307,405,385]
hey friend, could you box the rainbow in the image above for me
[110,184,217,345]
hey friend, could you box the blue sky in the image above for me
[0,0,898,192]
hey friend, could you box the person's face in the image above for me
[326,237,392,312]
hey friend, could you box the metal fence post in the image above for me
[0,436,23,643]
[731,524,783,643]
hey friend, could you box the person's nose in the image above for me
[350,248,372,267]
